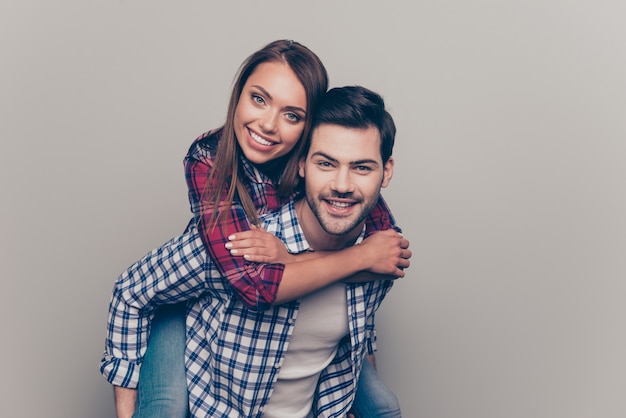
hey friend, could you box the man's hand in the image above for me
[113,386,137,418]
[359,230,411,277]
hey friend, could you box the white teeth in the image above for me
[329,201,351,208]
[250,131,273,146]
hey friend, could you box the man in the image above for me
[103,85,409,417]
[255,85,404,418]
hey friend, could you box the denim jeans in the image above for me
[133,303,189,418]
[352,357,402,417]
[134,303,401,418]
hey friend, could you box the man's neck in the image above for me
[294,199,363,252]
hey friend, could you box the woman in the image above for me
[101,40,405,418]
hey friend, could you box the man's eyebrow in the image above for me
[250,85,306,114]
[310,151,379,166]
[351,158,380,167]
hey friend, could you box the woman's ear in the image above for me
[298,158,306,178]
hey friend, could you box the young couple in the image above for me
[100,40,411,417]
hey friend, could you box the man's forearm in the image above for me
[114,386,137,418]
[342,271,397,283]
[274,246,368,304]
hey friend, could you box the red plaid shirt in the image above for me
[184,129,397,309]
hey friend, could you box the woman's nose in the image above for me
[259,110,278,133]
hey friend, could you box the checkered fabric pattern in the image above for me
[185,130,398,309]
[184,201,395,417]
[185,130,291,309]
[100,128,399,416]
[100,201,394,417]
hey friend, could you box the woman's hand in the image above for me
[226,225,293,264]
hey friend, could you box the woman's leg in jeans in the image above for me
[133,302,189,418]
[352,357,402,418]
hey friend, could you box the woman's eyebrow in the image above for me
[250,85,306,114]
[250,85,272,100]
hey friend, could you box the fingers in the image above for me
[228,228,266,241]
[227,231,273,250]
[226,240,272,256]
[227,237,265,249]
[227,245,274,262]
[398,258,411,269]
[226,229,287,263]
[241,253,273,263]
[371,229,410,248]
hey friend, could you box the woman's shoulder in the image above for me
[186,128,223,160]
[195,128,223,150]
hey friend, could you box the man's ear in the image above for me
[298,158,306,178]
[381,157,394,188]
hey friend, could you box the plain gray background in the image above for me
[2,1,625,417]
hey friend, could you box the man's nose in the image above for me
[330,168,354,194]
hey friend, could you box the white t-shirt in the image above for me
[262,282,349,417]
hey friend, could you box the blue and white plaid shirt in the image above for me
[101,200,394,417]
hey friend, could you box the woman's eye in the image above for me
[252,94,265,105]
[285,112,301,122]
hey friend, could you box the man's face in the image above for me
[298,124,394,236]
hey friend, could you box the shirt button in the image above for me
[287,318,295,325]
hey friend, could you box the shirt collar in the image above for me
[278,200,367,254]
[239,154,276,186]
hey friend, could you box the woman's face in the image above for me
[234,61,307,165]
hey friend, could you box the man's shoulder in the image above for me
[260,200,309,253]
[260,201,297,230]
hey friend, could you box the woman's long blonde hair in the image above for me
[204,40,328,229]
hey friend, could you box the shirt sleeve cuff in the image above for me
[99,354,141,389]
[365,328,377,355]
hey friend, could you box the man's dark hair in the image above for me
[306,86,396,163]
